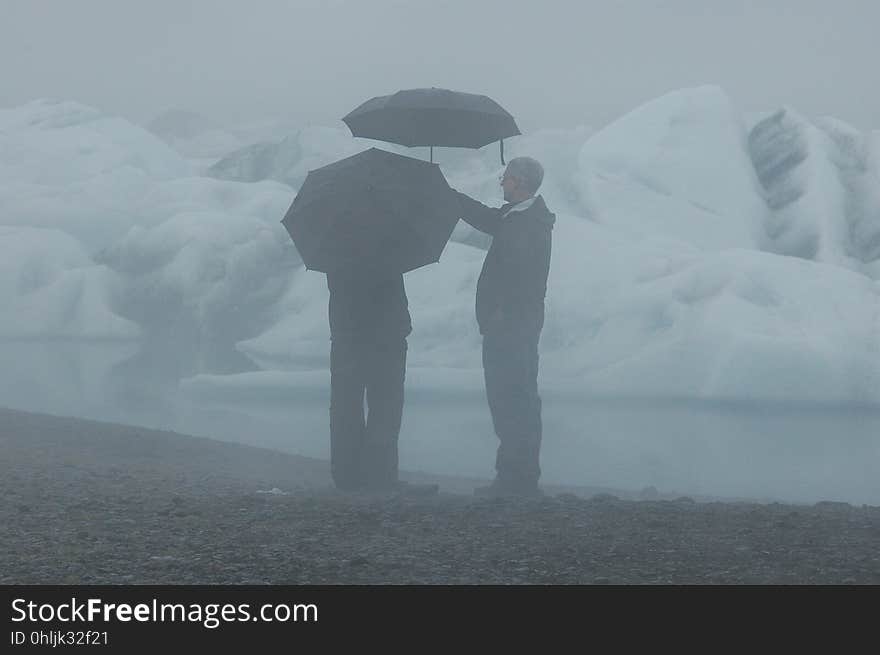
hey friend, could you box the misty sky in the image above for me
[1,0,877,132]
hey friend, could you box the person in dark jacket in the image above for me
[452,156,555,497]
[326,270,409,492]
[326,268,438,496]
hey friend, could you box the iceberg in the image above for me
[749,108,880,278]
[0,226,139,340]
[575,86,765,251]
[1,90,878,409]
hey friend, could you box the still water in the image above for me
[2,341,878,505]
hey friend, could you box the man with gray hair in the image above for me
[451,156,556,497]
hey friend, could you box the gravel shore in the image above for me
[2,407,878,584]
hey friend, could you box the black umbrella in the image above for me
[342,87,520,163]
[281,148,460,275]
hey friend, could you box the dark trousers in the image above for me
[482,333,542,488]
[329,336,407,490]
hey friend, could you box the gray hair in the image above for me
[506,156,544,195]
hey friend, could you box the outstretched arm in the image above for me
[451,189,503,236]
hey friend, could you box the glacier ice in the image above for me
[1,90,879,407]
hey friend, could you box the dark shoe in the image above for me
[474,480,543,499]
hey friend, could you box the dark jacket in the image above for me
[454,192,555,338]
[326,270,412,341]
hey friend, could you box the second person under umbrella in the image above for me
[281,147,459,495]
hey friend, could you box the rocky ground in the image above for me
[2,407,878,584]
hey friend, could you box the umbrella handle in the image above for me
[500,139,505,165]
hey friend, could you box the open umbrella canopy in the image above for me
[343,87,520,156]
[282,148,460,275]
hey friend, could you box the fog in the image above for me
[2,1,879,507]
[2,0,878,131]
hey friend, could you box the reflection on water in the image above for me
[105,332,259,413]
[0,340,141,418]
[2,340,878,505]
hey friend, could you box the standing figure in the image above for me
[452,157,555,497]
[327,269,437,496]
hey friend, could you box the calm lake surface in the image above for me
[2,341,878,505]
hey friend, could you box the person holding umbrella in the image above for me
[282,148,458,496]
[325,267,413,493]
[451,157,555,498]
[339,89,544,497]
